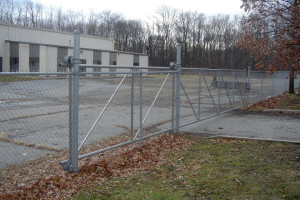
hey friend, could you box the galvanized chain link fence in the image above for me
[0,31,299,171]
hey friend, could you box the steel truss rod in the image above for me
[180,81,198,120]
[202,74,218,113]
[78,74,128,151]
[234,73,246,104]
[133,73,170,140]
[219,72,233,107]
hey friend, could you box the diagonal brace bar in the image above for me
[234,73,245,104]
[133,73,170,140]
[180,81,198,120]
[220,72,233,107]
[202,74,218,113]
[78,74,128,151]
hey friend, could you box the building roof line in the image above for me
[0,23,114,42]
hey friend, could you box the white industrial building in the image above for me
[0,23,149,73]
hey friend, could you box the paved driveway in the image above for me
[182,111,300,143]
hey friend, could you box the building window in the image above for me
[29,44,39,72]
[0,57,2,72]
[93,50,101,73]
[57,47,68,72]
[10,43,19,72]
[109,52,117,65]
[133,55,139,66]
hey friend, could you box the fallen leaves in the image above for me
[241,92,288,112]
[0,133,192,200]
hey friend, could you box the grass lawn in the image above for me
[72,135,300,200]
[276,93,300,110]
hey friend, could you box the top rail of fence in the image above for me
[79,64,173,70]
[181,67,247,72]
[0,72,73,76]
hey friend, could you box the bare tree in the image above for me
[154,6,177,66]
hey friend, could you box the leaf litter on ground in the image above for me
[0,133,191,200]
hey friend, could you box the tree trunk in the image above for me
[289,70,295,94]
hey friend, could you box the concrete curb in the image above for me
[263,109,300,113]
[207,135,300,144]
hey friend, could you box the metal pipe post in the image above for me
[175,44,182,133]
[246,66,250,110]
[260,72,263,101]
[67,30,80,172]
[68,66,73,170]
[198,70,201,120]
[232,71,235,109]
[217,71,220,114]
[139,70,143,146]
[130,69,134,141]
[271,74,274,97]
[171,73,175,131]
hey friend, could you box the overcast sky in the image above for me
[38,0,244,21]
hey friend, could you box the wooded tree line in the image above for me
[1,0,252,69]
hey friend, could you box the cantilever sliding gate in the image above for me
[61,31,248,172]
[60,31,182,171]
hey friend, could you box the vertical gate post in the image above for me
[175,44,181,133]
[64,30,80,172]
[217,71,221,114]
[139,70,143,146]
[130,68,134,141]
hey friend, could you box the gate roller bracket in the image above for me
[59,55,73,68]
[170,62,177,70]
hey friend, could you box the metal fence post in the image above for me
[246,66,250,110]
[232,71,235,109]
[217,71,220,114]
[271,73,274,97]
[63,30,80,172]
[260,72,263,101]
[198,70,201,120]
[130,68,134,141]
[175,43,181,133]
[139,70,143,146]
[171,73,175,131]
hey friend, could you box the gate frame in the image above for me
[60,31,250,172]
[60,31,182,171]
